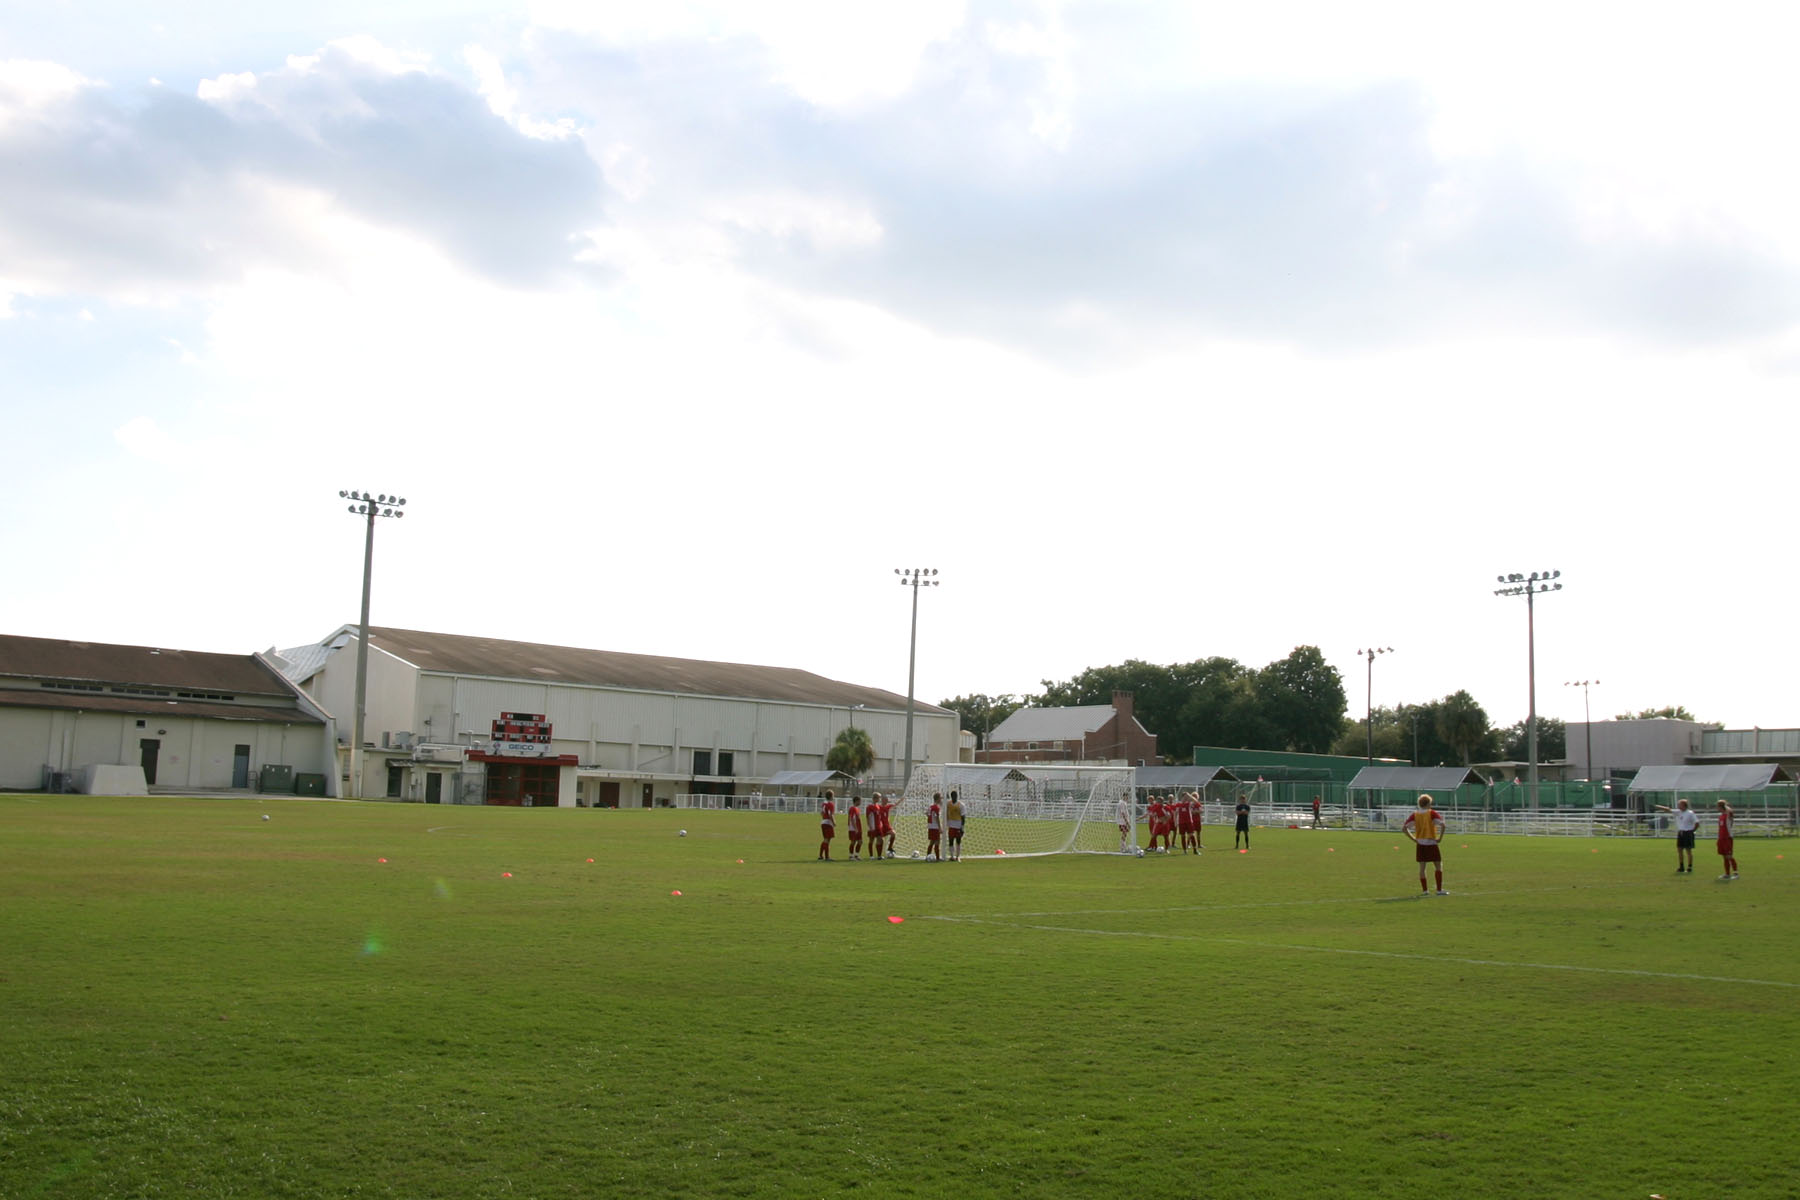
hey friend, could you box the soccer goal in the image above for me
[890,764,1139,858]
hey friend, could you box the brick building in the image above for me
[977,690,1157,765]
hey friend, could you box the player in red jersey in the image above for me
[869,792,891,860]
[818,789,837,861]
[1177,791,1201,854]
[926,793,943,860]
[882,794,898,859]
[1150,796,1170,853]
[1402,794,1445,894]
[1716,799,1738,880]
[846,795,864,861]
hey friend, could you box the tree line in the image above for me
[942,652,1703,768]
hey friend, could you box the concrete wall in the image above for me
[1576,719,1708,777]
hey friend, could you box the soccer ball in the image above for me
[678,830,687,837]
[1134,847,1145,858]
[261,814,270,821]
[910,850,920,858]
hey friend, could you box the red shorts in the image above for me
[821,825,835,839]
[948,825,963,838]
[928,827,941,840]
[1717,837,1734,857]
[1415,842,1441,863]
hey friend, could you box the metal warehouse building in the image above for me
[0,634,335,794]
[274,626,957,807]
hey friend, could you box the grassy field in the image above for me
[2,795,1795,1199]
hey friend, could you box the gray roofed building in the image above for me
[0,633,335,794]
[277,625,959,807]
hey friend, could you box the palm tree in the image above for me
[826,726,876,778]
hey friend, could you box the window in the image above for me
[692,749,712,776]
[717,751,734,776]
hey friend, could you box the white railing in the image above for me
[669,796,1799,838]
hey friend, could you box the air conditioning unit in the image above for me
[393,731,414,750]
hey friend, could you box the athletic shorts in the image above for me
[1235,819,1249,830]
[1675,830,1695,850]
[948,825,963,837]
[1415,842,1441,863]
[1717,837,1734,857]
[821,825,835,839]
[928,827,941,839]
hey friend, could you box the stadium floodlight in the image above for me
[340,489,408,800]
[1564,679,1600,781]
[895,568,939,789]
[1356,647,1394,765]
[1494,569,1562,810]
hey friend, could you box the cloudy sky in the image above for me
[5,1,1799,732]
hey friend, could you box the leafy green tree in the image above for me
[826,726,875,777]
[1614,705,1702,722]
[1255,645,1348,754]
[1499,716,1567,761]
[938,693,1023,749]
[1435,691,1493,766]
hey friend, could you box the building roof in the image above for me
[1346,766,1487,791]
[1628,764,1783,791]
[987,705,1118,743]
[295,626,950,714]
[0,688,321,724]
[1135,765,1231,789]
[0,634,297,696]
[766,770,851,787]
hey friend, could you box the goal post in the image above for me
[891,764,1140,858]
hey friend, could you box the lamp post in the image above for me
[1356,647,1393,764]
[340,489,406,799]
[1495,570,1562,811]
[895,568,938,789]
[1564,679,1599,781]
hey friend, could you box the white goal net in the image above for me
[887,764,1139,858]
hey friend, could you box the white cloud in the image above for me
[530,0,968,108]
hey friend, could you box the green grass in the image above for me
[2,796,1795,1199]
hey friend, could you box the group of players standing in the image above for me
[816,788,967,861]
[1134,792,1205,854]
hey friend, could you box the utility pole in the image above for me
[1565,679,1600,781]
[1495,570,1562,811]
[894,568,938,789]
[1356,647,1394,764]
[340,490,406,799]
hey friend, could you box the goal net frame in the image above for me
[888,764,1140,858]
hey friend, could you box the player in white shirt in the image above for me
[1654,797,1700,874]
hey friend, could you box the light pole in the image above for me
[1356,647,1393,764]
[340,489,406,799]
[895,568,938,789]
[1495,570,1562,811]
[1564,679,1599,781]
